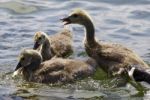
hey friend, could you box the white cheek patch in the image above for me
[128,67,135,81]
[12,70,20,77]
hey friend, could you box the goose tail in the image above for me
[132,68,150,84]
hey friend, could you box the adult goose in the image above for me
[13,49,97,83]
[33,29,73,61]
[61,9,150,84]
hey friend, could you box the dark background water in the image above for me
[0,0,150,99]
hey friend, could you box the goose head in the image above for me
[13,49,42,76]
[61,9,92,26]
[33,31,48,49]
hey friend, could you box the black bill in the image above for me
[33,41,40,49]
[15,62,22,71]
[61,17,71,25]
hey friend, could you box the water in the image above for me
[0,0,150,99]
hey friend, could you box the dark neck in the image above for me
[42,38,53,60]
[83,18,96,45]
[42,38,53,55]
[22,57,41,81]
[43,38,51,49]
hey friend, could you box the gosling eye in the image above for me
[72,14,78,18]
[21,57,25,61]
[38,37,42,40]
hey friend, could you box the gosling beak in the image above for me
[33,41,40,49]
[12,69,20,77]
[14,62,22,71]
[61,17,71,25]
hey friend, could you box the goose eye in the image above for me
[39,37,42,40]
[21,57,25,61]
[73,14,78,18]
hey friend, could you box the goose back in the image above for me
[85,41,149,75]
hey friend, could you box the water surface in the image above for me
[0,0,150,99]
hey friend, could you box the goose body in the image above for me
[13,49,97,83]
[33,29,73,61]
[85,41,149,75]
[62,9,149,83]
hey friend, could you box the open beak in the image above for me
[15,62,22,71]
[60,17,71,25]
[33,41,40,49]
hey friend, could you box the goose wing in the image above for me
[97,41,148,68]
[49,30,73,57]
[35,59,65,75]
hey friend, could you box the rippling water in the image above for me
[0,0,150,99]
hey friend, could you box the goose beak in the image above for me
[15,62,22,71]
[61,17,71,25]
[33,41,40,49]
[13,62,22,77]
[12,70,20,77]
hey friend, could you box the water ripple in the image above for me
[0,1,37,14]
[0,0,149,99]
[129,10,150,20]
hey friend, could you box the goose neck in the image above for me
[83,19,96,45]
[22,56,41,80]
[43,38,51,49]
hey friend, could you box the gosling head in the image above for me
[14,49,42,74]
[61,9,92,25]
[33,31,48,49]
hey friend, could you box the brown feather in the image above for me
[34,29,73,61]
[14,50,97,83]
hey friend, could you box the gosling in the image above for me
[13,49,97,83]
[61,9,150,84]
[33,29,73,61]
